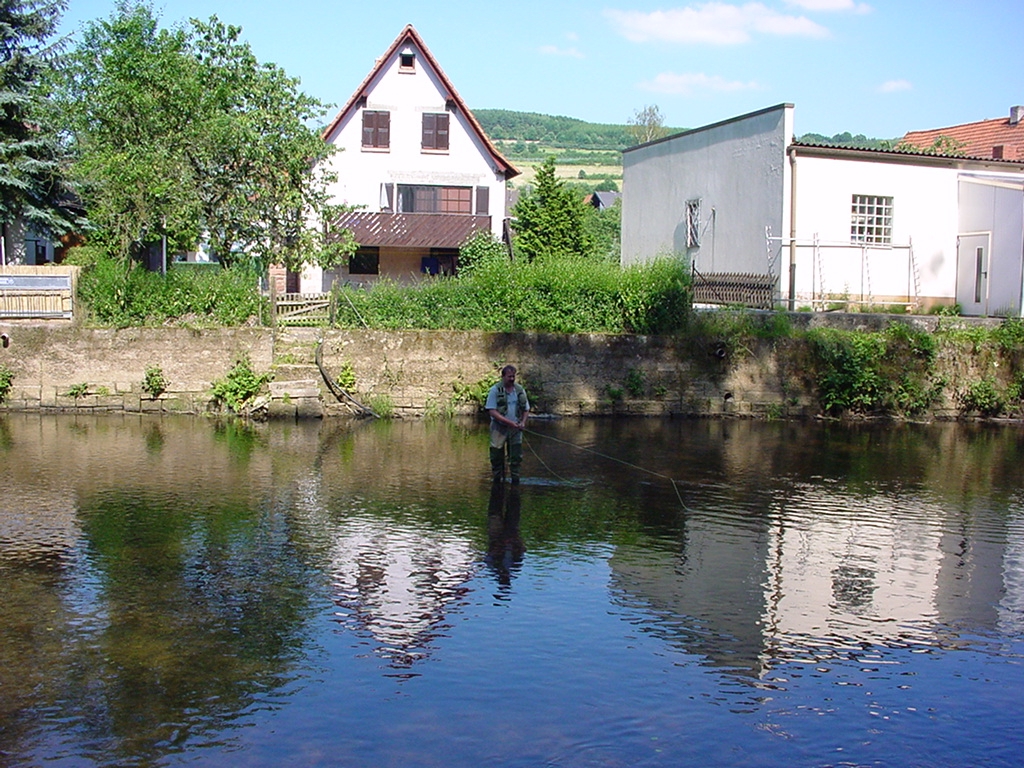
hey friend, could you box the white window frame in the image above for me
[850,194,893,245]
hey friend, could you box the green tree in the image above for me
[0,0,80,248]
[627,104,667,146]
[55,3,199,258]
[54,1,352,273]
[512,156,591,261]
[583,197,621,263]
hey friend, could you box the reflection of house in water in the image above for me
[609,486,1023,677]
[326,516,477,670]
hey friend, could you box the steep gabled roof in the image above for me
[901,109,1024,161]
[322,25,519,180]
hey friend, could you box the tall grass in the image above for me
[330,256,690,334]
[76,257,264,326]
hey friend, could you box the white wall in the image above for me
[321,47,506,231]
[302,41,508,294]
[958,176,1024,316]
[622,104,792,279]
[793,155,960,305]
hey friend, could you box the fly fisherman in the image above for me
[485,365,530,483]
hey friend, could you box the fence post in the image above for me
[269,272,277,329]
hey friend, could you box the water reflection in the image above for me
[0,414,1022,767]
[485,482,525,590]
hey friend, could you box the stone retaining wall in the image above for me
[0,315,1008,419]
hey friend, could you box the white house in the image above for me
[621,103,1024,316]
[297,25,519,293]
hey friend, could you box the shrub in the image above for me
[0,364,14,402]
[211,356,272,412]
[957,378,1004,416]
[366,393,395,419]
[76,254,262,326]
[329,255,689,334]
[806,322,943,416]
[142,365,167,398]
[336,360,356,391]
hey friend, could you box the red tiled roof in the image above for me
[321,25,519,180]
[328,211,491,249]
[902,110,1024,161]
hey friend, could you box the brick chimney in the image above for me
[1011,105,1024,126]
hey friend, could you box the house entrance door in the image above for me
[956,233,991,316]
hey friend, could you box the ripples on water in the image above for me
[0,414,1022,767]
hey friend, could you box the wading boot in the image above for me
[509,442,522,484]
[490,447,505,482]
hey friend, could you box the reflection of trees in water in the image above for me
[49,488,316,764]
[211,418,264,464]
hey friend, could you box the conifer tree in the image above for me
[512,156,591,261]
[0,0,78,250]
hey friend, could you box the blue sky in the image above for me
[58,0,1023,140]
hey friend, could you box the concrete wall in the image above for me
[621,104,791,277]
[0,325,272,414]
[793,153,959,306]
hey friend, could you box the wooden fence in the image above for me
[0,265,79,320]
[274,292,332,326]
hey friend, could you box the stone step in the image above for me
[269,379,321,400]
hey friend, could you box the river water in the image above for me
[1,414,1022,767]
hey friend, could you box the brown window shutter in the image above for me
[363,111,390,148]
[476,186,489,215]
[362,111,375,147]
[422,113,449,150]
[436,113,449,150]
[422,113,436,149]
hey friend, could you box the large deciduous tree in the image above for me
[0,0,79,255]
[511,156,591,262]
[55,1,351,272]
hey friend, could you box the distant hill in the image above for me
[474,109,640,151]
[474,108,892,153]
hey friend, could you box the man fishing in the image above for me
[485,365,530,483]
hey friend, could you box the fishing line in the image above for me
[522,427,692,512]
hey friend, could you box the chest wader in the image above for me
[490,385,526,483]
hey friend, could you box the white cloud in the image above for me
[878,79,912,93]
[639,71,760,95]
[786,0,871,12]
[605,3,830,45]
[539,44,585,59]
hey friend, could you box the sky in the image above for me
[56,0,1024,140]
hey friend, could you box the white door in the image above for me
[956,233,991,316]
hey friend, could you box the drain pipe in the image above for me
[788,146,798,311]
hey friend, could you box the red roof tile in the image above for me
[902,109,1024,160]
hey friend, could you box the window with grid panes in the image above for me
[850,195,893,244]
[397,185,471,214]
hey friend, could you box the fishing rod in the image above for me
[521,427,692,511]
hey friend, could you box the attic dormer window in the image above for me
[399,52,415,71]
